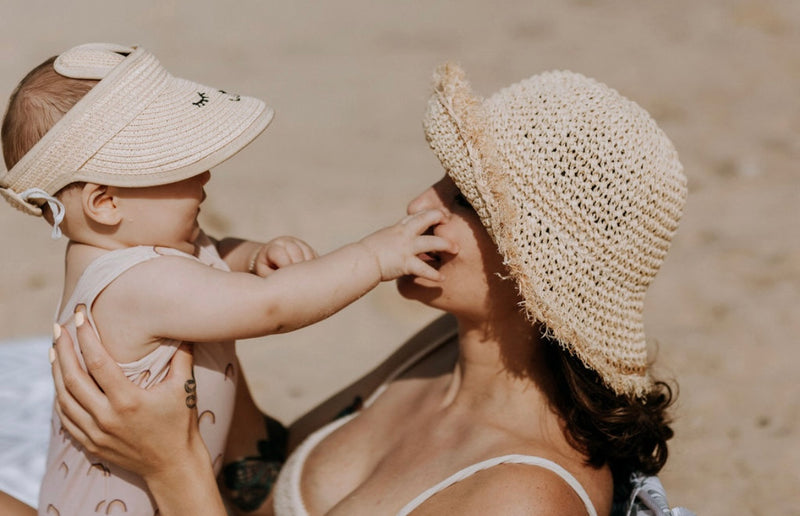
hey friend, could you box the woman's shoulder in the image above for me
[412,458,607,516]
[451,463,590,514]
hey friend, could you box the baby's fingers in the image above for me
[414,235,459,256]
[282,241,308,264]
[264,246,292,270]
[264,240,316,269]
[403,209,448,234]
[297,240,318,261]
[406,258,444,282]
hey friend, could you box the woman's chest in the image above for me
[298,379,449,514]
[298,384,516,515]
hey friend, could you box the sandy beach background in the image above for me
[1,1,798,513]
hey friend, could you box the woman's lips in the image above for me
[419,251,442,269]
[418,225,446,269]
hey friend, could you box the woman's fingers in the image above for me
[50,313,202,479]
[72,308,134,408]
[53,392,94,452]
[51,328,106,452]
[52,321,108,415]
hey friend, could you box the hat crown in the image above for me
[54,43,133,80]
[423,65,687,396]
[485,70,686,287]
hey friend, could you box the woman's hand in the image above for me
[50,309,226,516]
[51,309,198,477]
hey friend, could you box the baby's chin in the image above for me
[155,234,199,255]
[171,240,199,256]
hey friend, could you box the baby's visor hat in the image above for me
[0,43,274,223]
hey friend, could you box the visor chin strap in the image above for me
[19,188,66,239]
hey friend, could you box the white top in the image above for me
[272,334,597,516]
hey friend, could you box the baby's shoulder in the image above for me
[62,244,166,312]
[96,247,204,292]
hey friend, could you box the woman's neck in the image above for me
[433,310,571,450]
[441,309,553,412]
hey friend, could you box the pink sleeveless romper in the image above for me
[38,234,238,516]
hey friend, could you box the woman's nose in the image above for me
[407,187,437,215]
[198,171,211,186]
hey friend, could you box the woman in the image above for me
[49,64,686,515]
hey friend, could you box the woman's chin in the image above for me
[396,276,443,305]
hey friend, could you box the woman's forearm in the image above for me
[0,491,36,516]
[144,436,226,516]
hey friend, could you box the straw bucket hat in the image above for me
[0,43,273,218]
[423,64,687,397]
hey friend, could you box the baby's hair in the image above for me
[2,56,98,170]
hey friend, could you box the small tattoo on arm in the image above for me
[184,377,197,409]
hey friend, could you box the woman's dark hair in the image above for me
[540,332,675,502]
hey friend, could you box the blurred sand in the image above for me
[1,1,798,513]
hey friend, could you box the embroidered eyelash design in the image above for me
[192,92,209,107]
[219,89,241,102]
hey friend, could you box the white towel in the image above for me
[0,337,53,508]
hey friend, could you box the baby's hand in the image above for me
[249,236,317,277]
[359,209,458,282]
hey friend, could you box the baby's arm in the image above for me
[216,236,316,276]
[103,209,455,344]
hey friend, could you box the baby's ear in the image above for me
[81,183,121,226]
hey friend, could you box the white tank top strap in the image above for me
[396,454,597,516]
[273,414,355,516]
[273,327,456,516]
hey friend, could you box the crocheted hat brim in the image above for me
[423,64,687,397]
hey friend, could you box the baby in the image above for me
[0,43,455,516]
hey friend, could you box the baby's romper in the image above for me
[38,234,238,516]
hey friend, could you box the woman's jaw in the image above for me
[398,175,511,317]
